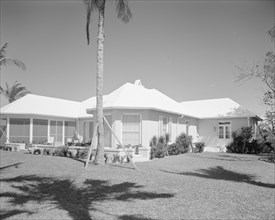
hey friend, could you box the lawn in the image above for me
[0,151,274,220]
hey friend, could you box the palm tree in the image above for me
[0,43,26,70]
[0,81,30,103]
[84,0,132,165]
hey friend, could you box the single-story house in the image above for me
[0,80,261,157]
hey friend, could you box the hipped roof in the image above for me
[0,80,261,120]
[181,98,261,120]
[0,94,90,119]
[82,82,191,116]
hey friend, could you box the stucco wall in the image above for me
[198,117,249,148]
[177,116,199,142]
[96,109,199,148]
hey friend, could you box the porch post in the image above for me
[30,118,33,143]
[62,120,65,145]
[47,120,50,142]
[6,117,10,143]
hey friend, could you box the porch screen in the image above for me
[10,118,30,143]
[122,115,141,146]
[65,121,76,142]
[0,118,7,146]
[33,119,48,144]
[50,121,63,145]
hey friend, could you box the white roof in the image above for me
[0,80,260,120]
[181,98,258,119]
[82,81,189,116]
[0,94,90,119]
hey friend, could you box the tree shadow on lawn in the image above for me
[191,154,256,162]
[0,162,22,171]
[160,166,275,189]
[118,214,157,220]
[0,175,174,220]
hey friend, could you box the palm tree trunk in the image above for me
[94,7,105,165]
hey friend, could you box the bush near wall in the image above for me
[175,133,193,154]
[150,143,167,159]
[167,143,180,155]
[150,133,196,159]
[150,134,169,159]
[226,126,274,155]
[194,142,205,153]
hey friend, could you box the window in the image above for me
[10,118,30,143]
[0,118,7,145]
[33,119,48,144]
[50,120,63,145]
[218,122,231,139]
[186,120,189,136]
[163,117,168,135]
[122,115,141,146]
[159,116,172,136]
[65,121,76,142]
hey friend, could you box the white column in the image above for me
[62,120,65,145]
[47,120,50,142]
[6,117,10,143]
[30,118,33,143]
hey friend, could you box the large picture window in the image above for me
[10,118,30,143]
[33,119,48,144]
[218,121,231,139]
[122,115,141,146]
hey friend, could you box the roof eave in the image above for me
[86,106,199,118]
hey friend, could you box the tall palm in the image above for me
[84,0,132,165]
[0,81,30,103]
[0,43,26,70]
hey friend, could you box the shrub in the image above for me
[226,127,253,154]
[151,143,166,159]
[167,143,180,155]
[194,142,205,153]
[150,135,158,147]
[226,126,274,155]
[175,133,192,154]
[158,135,165,144]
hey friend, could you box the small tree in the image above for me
[0,81,30,103]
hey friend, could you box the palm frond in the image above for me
[0,57,26,70]
[84,0,99,45]
[1,81,30,103]
[0,43,8,57]
[116,0,132,23]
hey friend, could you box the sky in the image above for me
[0,0,274,118]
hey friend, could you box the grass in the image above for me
[0,151,274,220]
